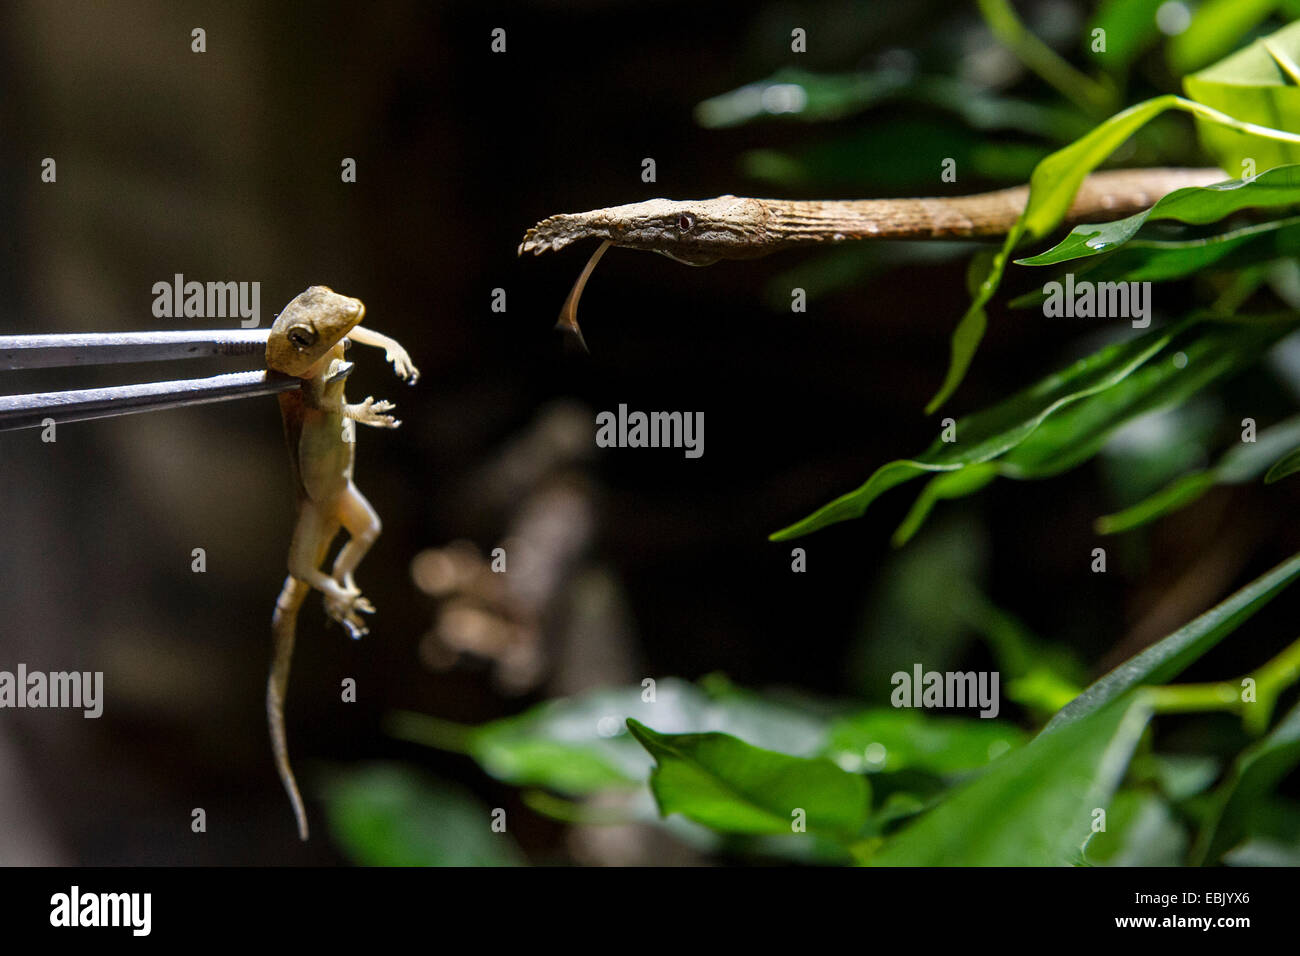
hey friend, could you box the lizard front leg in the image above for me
[346,324,420,383]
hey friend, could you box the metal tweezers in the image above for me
[0,329,299,431]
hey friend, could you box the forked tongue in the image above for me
[556,239,611,353]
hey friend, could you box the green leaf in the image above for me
[771,317,1188,540]
[1184,19,1300,173]
[1016,165,1300,268]
[786,314,1297,543]
[627,719,870,838]
[694,67,911,128]
[323,763,523,866]
[740,123,1047,192]
[1023,98,1202,245]
[1014,217,1300,300]
[1089,0,1164,72]
[1096,471,1217,533]
[850,516,989,695]
[1100,413,1300,532]
[1225,836,1300,865]
[870,696,1152,865]
[1006,667,1087,713]
[1045,550,1300,733]
[995,317,1296,479]
[931,93,1300,412]
[868,792,929,831]
[928,298,991,415]
[470,737,635,795]
[976,0,1116,115]
[822,709,1024,776]
[1265,443,1300,481]
[1216,794,1300,864]
[391,678,828,796]
[891,463,1000,547]
[1168,0,1280,76]
[694,69,1091,140]
[929,95,1191,412]
[1083,790,1189,865]
[1130,752,1222,801]
[958,589,1087,710]
[1193,698,1300,863]
[1097,398,1224,503]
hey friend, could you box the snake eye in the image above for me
[677,213,695,234]
[288,325,318,350]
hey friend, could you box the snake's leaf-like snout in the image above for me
[518,212,610,256]
[520,196,761,266]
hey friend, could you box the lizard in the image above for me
[264,285,419,840]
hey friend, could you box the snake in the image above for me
[517,167,1224,346]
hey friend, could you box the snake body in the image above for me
[519,167,1224,266]
[519,167,1226,345]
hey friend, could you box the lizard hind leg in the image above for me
[269,574,312,840]
[327,484,383,639]
[287,501,364,637]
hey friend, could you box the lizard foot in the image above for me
[386,347,420,384]
[324,589,374,640]
[346,396,401,429]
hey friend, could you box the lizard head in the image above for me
[266,285,366,377]
[518,196,770,266]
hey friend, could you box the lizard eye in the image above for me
[287,325,318,350]
[677,213,695,234]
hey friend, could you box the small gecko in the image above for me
[264,285,419,840]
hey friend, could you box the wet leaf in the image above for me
[627,720,870,838]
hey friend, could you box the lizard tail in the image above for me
[269,574,311,841]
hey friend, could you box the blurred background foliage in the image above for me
[2,0,1300,865]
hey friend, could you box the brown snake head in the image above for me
[518,195,770,265]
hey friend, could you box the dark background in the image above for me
[1,0,1297,864]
